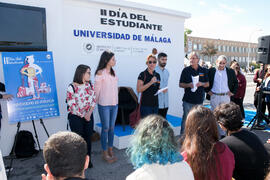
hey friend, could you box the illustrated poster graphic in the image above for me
[1,51,59,123]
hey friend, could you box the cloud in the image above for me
[199,1,206,6]
[218,3,245,14]
[185,10,261,43]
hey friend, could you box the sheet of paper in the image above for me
[154,87,168,96]
[191,75,199,92]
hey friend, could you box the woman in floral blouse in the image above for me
[66,64,96,168]
[95,50,118,163]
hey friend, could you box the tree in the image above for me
[200,43,217,64]
[184,28,192,48]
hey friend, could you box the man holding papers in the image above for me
[179,52,209,135]
[155,53,169,118]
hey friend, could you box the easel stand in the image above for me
[247,87,270,131]
[7,119,49,178]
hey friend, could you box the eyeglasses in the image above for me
[148,61,157,64]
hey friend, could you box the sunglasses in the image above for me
[148,61,157,64]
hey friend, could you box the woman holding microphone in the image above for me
[137,54,160,118]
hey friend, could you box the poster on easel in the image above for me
[1,51,59,124]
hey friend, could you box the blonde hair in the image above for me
[146,54,157,63]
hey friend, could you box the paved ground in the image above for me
[3,73,270,180]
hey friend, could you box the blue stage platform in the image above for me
[95,108,270,149]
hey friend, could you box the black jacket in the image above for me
[205,67,238,98]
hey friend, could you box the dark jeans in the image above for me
[158,108,168,119]
[68,113,93,158]
[181,101,199,135]
[140,106,158,118]
[231,97,245,119]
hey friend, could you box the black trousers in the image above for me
[231,97,245,119]
[0,112,2,131]
[68,113,93,159]
[254,91,270,124]
[254,91,266,115]
[158,108,168,119]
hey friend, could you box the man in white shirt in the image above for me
[155,53,169,118]
[206,55,238,111]
[205,55,238,137]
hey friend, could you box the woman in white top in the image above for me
[126,115,194,180]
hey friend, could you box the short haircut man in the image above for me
[43,131,89,180]
[179,51,209,135]
[155,52,169,118]
[206,55,238,111]
[205,55,238,137]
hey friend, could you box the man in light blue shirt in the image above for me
[155,53,169,118]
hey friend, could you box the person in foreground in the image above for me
[181,105,234,180]
[126,114,194,180]
[42,131,89,180]
[214,102,269,180]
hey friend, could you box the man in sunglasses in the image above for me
[179,51,209,135]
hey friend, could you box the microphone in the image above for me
[153,72,160,86]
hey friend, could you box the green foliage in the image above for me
[184,28,192,47]
[200,44,218,63]
[250,62,260,69]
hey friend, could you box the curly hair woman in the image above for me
[215,102,269,180]
[126,115,194,180]
[181,105,235,180]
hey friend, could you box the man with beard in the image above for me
[155,53,169,119]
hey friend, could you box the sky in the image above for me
[126,0,270,43]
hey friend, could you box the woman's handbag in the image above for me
[129,72,146,128]
[129,98,142,128]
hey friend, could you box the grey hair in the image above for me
[217,55,227,61]
[188,51,199,59]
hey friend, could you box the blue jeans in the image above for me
[181,101,201,135]
[140,106,158,118]
[98,104,118,150]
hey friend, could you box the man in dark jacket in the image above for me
[205,55,238,137]
[205,55,238,110]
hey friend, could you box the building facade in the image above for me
[185,36,258,67]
